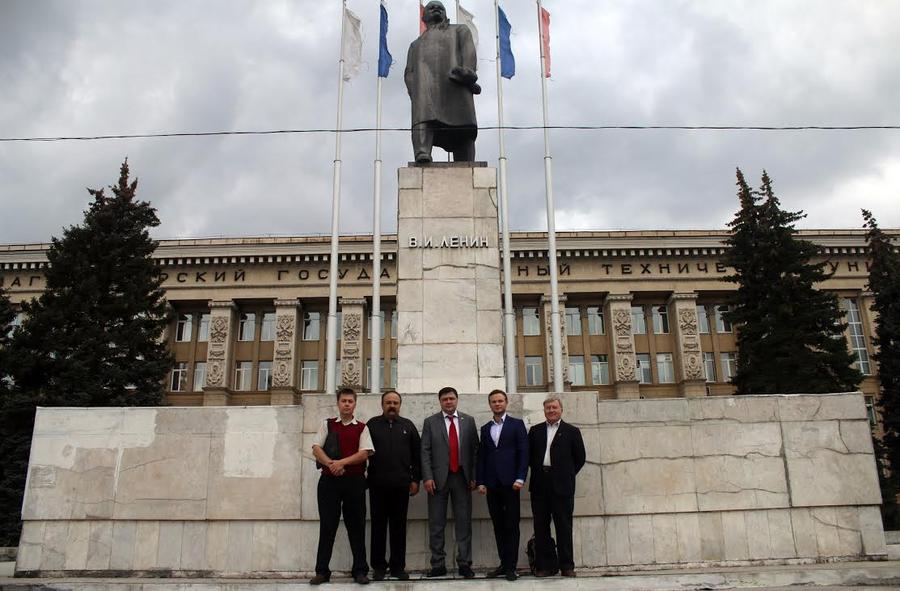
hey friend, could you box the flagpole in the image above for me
[536,0,563,393]
[455,0,460,23]
[370,5,385,394]
[325,0,348,395]
[494,0,517,393]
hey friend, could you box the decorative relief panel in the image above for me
[272,314,295,388]
[678,307,704,380]
[340,302,365,388]
[543,300,569,384]
[205,309,232,388]
[608,298,638,383]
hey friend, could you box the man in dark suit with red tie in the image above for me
[527,393,586,577]
[476,389,529,581]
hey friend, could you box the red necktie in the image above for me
[448,415,460,473]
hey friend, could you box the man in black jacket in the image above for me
[366,390,421,581]
[527,394,586,577]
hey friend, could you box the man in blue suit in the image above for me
[476,389,529,581]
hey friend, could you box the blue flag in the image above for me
[498,5,515,79]
[378,3,392,78]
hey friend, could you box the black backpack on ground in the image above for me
[526,534,559,576]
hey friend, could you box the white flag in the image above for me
[341,7,363,81]
[458,3,478,48]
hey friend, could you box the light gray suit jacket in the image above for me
[421,411,478,490]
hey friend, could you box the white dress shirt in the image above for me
[543,421,560,467]
[490,413,507,446]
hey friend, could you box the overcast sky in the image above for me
[2,0,899,245]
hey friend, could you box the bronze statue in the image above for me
[405,1,480,163]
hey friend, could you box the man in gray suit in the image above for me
[421,385,479,578]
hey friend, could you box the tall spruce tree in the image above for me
[0,161,171,545]
[722,169,861,394]
[862,209,900,528]
[0,288,23,546]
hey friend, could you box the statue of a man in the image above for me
[405,1,480,163]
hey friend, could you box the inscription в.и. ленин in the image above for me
[406,235,489,249]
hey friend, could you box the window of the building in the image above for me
[365,359,385,388]
[636,353,652,384]
[591,355,609,385]
[842,299,871,375]
[7,311,25,337]
[697,306,710,334]
[391,310,398,339]
[865,396,877,427]
[587,306,604,335]
[652,306,669,334]
[565,307,582,336]
[390,358,398,388]
[175,314,193,342]
[238,313,256,341]
[569,355,585,386]
[721,352,736,382]
[656,353,675,383]
[303,312,321,341]
[197,313,210,342]
[631,306,647,335]
[525,356,543,386]
[715,305,732,333]
[193,362,207,392]
[234,361,253,391]
[260,313,276,342]
[522,308,540,336]
[258,361,273,390]
[300,360,319,391]
[170,362,189,392]
[703,352,716,383]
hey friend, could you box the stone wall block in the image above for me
[578,517,607,567]
[699,512,725,562]
[782,421,882,506]
[180,522,208,571]
[689,396,778,423]
[834,506,863,556]
[396,280,423,313]
[767,509,798,559]
[472,167,497,189]
[790,508,819,558]
[63,520,90,570]
[674,513,703,562]
[422,344,478,393]
[598,425,692,464]
[858,506,887,555]
[691,422,782,457]
[628,515,655,564]
[745,511,773,559]
[16,521,45,572]
[600,398,689,424]
[85,521,113,570]
[423,280,476,343]
[251,522,279,571]
[108,522,136,570]
[811,507,842,557]
[41,521,68,570]
[605,515,631,565]
[422,167,474,217]
[777,393,867,422]
[398,166,422,189]
[225,521,253,573]
[205,522,229,571]
[275,522,304,570]
[721,511,750,560]
[602,458,697,514]
[132,521,160,570]
[398,188,422,218]
[651,514,678,564]
[157,522,183,570]
[694,455,789,511]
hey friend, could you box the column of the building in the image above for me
[203,300,236,406]
[669,292,706,398]
[606,294,639,399]
[542,294,569,391]
[270,299,301,405]
[339,298,367,390]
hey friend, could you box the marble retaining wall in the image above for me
[16,392,886,576]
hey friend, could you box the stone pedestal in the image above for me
[396,164,505,394]
[669,293,707,398]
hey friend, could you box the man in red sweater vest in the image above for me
[310,387,375,585]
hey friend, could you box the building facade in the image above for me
[0,229,884,416]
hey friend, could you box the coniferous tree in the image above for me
[0,288,23,546]
[862,209,900,528]
[722,169,861,394]
[0,161,171,545]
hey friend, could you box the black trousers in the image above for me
[530,486,575,572]
[486,486,521,572]
[315,474,368,577]
[369,484,410,573]
[411,121,476,162]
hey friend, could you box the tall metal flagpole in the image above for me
[370,5,385,394]
[495,0,517,393]
[536,0,563,393]
[455,0,460,23]
[325,0,348,395]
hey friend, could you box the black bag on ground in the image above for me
[526,534,559,575]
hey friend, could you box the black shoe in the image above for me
[392,571,410,581]
[354,573,370,585]
[560,569,576,577]
[427,566,447,577]
[372,569,386,581]
[458,566,476,579]
[505,571,518,581]
[309,574,330,585]
[486,566,505,578]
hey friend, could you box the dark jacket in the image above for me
[476,415,528,488]
[366,415,422,488]
[527,420,586,497]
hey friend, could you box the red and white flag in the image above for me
[539,6,551,78]
[419,0,426,34]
